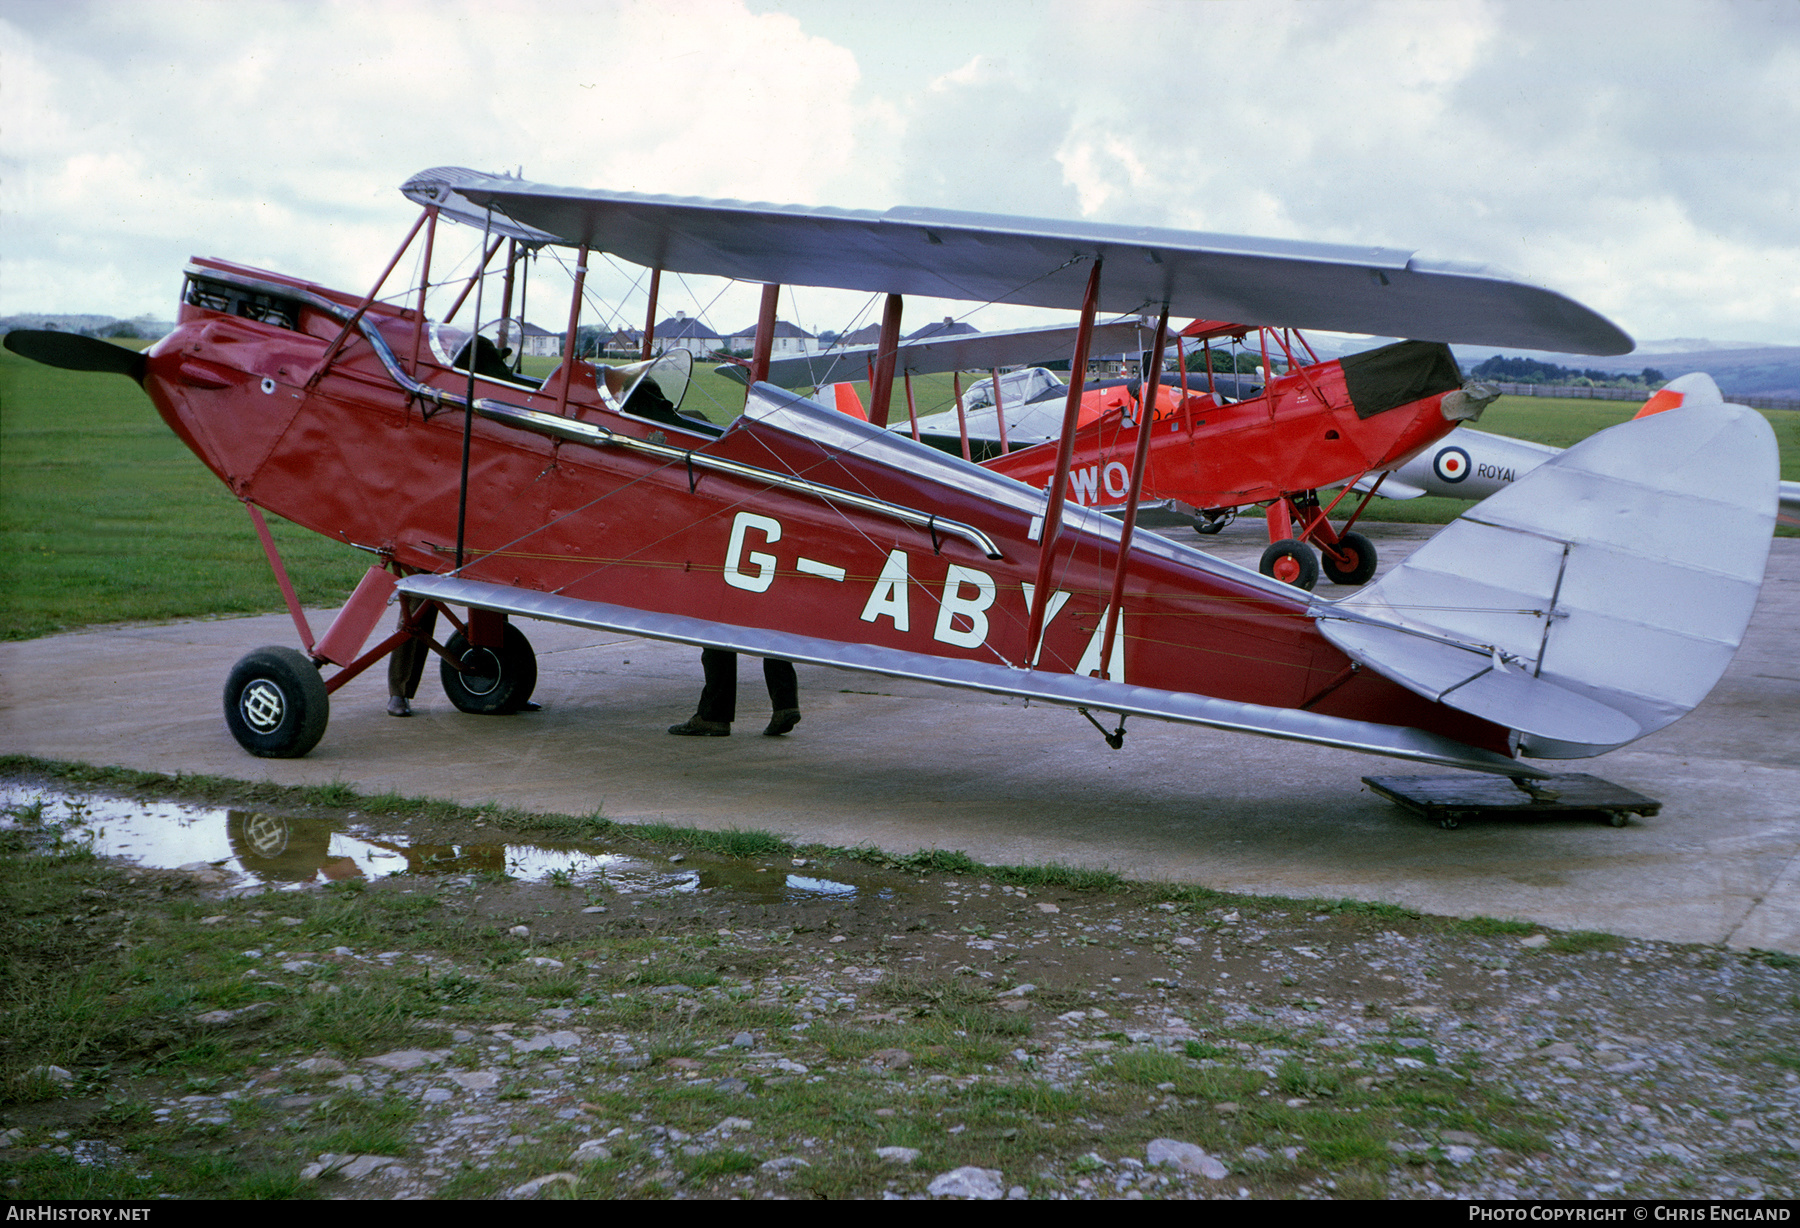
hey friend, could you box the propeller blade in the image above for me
[3,330,148,380]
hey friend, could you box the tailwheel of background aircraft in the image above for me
[1321,531,1378,586]
[441,625,538,715]
[223,646,330,758]
[1191,507,1235,536]
[1259,538,1320,591]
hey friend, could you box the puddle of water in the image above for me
[0,783,889,904]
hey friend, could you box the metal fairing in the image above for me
[1316,404,1778,757]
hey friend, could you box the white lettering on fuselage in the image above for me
[1067,463,1133,505]
[934,565,997,648]
[860,549,912,631]
[723,512,781,592]
[1069,466,1101,505]
[726,517,1087,667]
[1074,607,1127,681]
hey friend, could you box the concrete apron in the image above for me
[3,522,1796,954]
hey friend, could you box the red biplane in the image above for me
[728,316,1499,589]
[5,168,1778,781]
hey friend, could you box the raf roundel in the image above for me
[1433,445,1472,484]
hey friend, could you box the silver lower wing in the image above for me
[398,574,1537,777]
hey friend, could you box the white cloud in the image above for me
[3,0,1796,345]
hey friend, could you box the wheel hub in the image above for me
[457,648,503,696]
[240,679,285,732]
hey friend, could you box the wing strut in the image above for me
[1024,256,1103,665]
[990,368,1010,454]
[952,371,972,461]
[456,206,496,571]
[640,266,661,359]
[1099,303,1172,671]
[553,243,590,419]
[307,206,433,391]
[748,282,780,394]
[868,293,904,427]
[408,206,440,376]
[443,233,505,324]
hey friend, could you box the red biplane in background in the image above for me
[5,167,1778,784]
[985,320,1498,589]
[736,317,1497,589]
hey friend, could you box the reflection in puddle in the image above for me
[0,784,886,904]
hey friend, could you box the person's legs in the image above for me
[386,599,438,717]
[762,658,800,736]
[671,648,735,735]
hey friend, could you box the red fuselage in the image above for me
[143,258,1509,755]
[988,356,1459,510]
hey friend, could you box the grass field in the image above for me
[3,343,1794,640]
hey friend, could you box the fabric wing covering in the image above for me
[400,168,1634,355]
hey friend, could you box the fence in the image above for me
[1492,381,1798,411]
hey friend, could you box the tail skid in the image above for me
[1314,403,1778,759]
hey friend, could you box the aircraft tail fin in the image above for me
[1634,371,1724,419]
[1317,402,1777,759]
[816,381,868,420]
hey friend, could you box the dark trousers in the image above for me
[387,598,439,699]
[697,649,797,723]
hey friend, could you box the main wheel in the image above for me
[1259,538,1319,591]
[441,624,537,715]
[1321,531,1378,586]
[224,647,330,758]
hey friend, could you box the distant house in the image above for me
[605,327,644,357]
[652,311,724,357]
[728,319,818,356]
[504,321,562,359]
[840,323,884,346]
[908,316,979,341]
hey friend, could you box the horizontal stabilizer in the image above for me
[398,574,1540,777]
[1318,404,1778,758]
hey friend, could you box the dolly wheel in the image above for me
[1259,538,1319,591]
[1322,531,1378,586]
[441,625,538,715]
[224,647,330,758]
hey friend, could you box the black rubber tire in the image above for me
[441,624,538,715]
[1258,538,1320,591]
[1321,531,1378,586]
[223,646,330,758]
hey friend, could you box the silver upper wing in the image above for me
[402,168,1633,355]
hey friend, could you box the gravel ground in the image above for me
[4,774,1797,1201]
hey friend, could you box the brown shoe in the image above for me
[668,716,730,737]
[763,709,802,737]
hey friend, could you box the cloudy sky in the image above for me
[4,0,1797,351]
